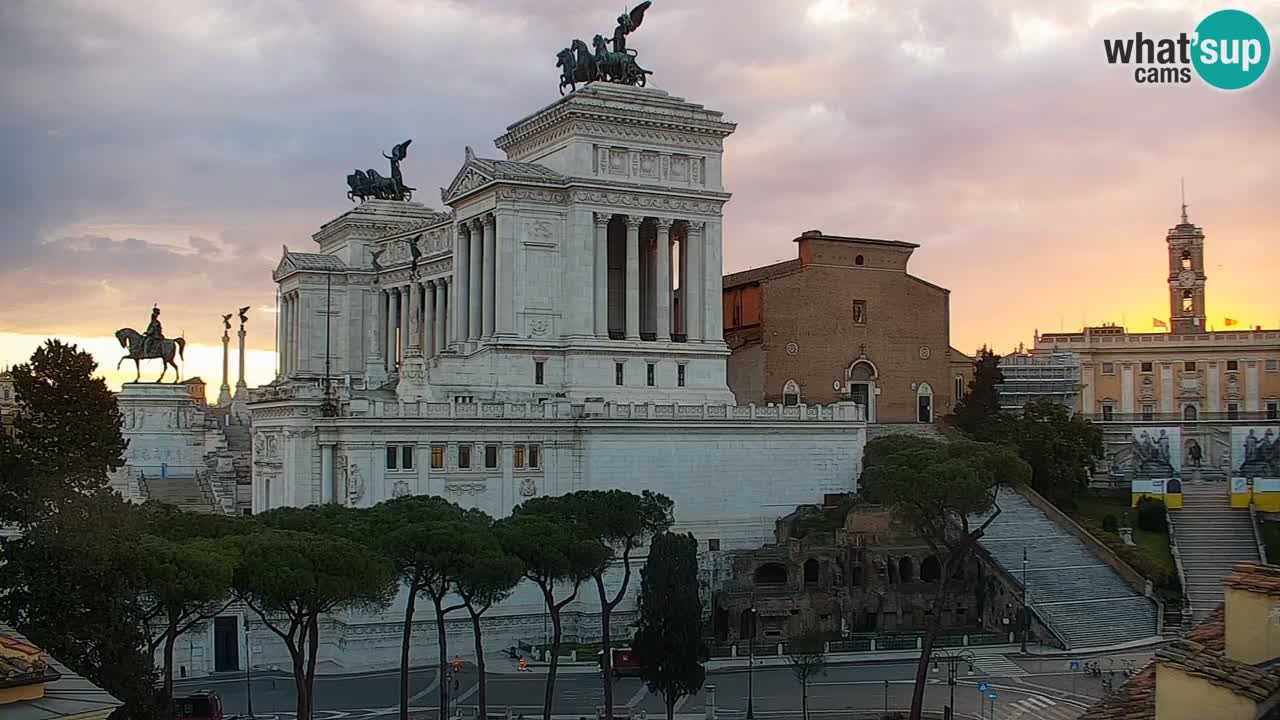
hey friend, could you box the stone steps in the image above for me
[1169,485,1260,622]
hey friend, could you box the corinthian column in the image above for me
[218,325,232,405]
[407,281,422,355]
[686,221,705,342]
[454,224,470,346]
[436,277,448,353]
[654,218,672,342]
[468,218,484,342]
[594,212,610,338]
[423,280,436,358]
[482,213,496,340]
[236,317,248,391]
[624,215,643,340]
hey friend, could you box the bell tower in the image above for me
[1167,193,1206,334]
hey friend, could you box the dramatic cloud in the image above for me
[1,0,1277,389]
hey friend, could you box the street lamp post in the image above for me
[1021,546,1029,654]
[930,648,975,720]
[746,602,757,720]
[244,617,255,719]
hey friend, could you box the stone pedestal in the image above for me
[395,356,430,401]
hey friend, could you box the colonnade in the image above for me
[594,212,708,343]
[370,277,450,372]
[278,290,302,374]
[453,214,503,343]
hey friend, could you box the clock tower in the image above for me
[1167,200,1206,334]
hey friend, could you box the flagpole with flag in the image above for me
[1224,318,1239,328]
[1153,318,1168,331]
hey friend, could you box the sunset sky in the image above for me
[1,0,1276,396]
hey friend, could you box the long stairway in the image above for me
[975,491,1161,649]
[1170,481,1261,622]
[144,473,218,513]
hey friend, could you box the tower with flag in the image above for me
[1166,188,1207,334]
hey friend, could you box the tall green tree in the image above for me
[632,532,705,720]
[230,527,397,720]
[452,512,523,720]
[952,346,1008,441]
[370,496,473,720]
[860,435,1030,720]
[548,490,673,719]
[4,340,126,525]
[1007,398,1103,509]
[498,506,609,720]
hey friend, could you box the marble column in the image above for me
[482,214,497,339]
[320,444,335,504]
[275,292,285,376]
[703,220,724,343]
[454,224,471,346]
[384,288,396,371]
[677,229,687,338]
[408,281,422,354]
[686,222,705,342]
[423,280,436,358]
[624,215,642,340]
[219,328,232,403]
[236,322,247,390]
[436,278,448,354]
[593,212,610,338]
[468,218,484,342]
[399,285,410,363]
[654,218,672,342]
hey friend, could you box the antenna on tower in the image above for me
[1180,177,1189,223]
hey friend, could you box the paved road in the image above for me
[178,651,1145,720]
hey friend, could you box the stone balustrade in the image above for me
[340,398,865,423]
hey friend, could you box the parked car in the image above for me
[174,690,223,720]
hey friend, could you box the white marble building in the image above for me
[178,84,867,676]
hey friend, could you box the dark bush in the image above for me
[1102,514,1119,533]
[1136,497,1168,532]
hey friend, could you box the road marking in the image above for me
[973,654,1029,678]
[673,693,691,712]
[626,684,649,707]
[454,682,480,705]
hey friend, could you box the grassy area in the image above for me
[1261,520,1280,565]
[1070,492,1176,586]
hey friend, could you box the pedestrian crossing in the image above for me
[972,654,1029,678]
[998,694,1080,719]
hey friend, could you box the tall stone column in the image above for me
[423,280,436,358]
[218,326,232,405]
[468,218,484,342]
[320,443,335,504]
[365,286,386,386]
[685,222,705,342]
[624,215,642,340]
[677,228,687,337]
[482,214,497,339]
[436,278,448,354]
[407,281,422,355]
[276,292,285,377]
[703,220,724,343]
[654,218,673,342]
[384,289,396,371]
[593,213,610,337]
[399,285,410,363]
[236,319,248,391]
[454,224,470,346]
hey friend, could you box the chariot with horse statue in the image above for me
[556,2,654,95]
[347,139,414,202]
[115,305,187,383]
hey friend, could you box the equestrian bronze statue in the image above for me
[347,139,415,202]
[557,2,653,94]
[114,306,187,382]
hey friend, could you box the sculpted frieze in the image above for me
[570,189,721,216]
[496,187,567,204]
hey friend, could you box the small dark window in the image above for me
[852,300,867,325]
[386,446,398,470]
[855,255,864,266]
[1228,403,1240,420]
[920,556,941,582]
[1184,361,1196,372]
[528,444,540,469]
[484,445,498,469]
[1183,405,1198,421]
[241,508,253,516]
[431,446,444,469]
[647,363,655,387]
[1226,360,1239,371]
[1182,291,1194,313]
[458,445,472,469]
[1140,361,1153,373]
[1101,362,1115,375]
[677,365,686,387]
[1181,249,1192,270]
[514,445,525,469]
[708,539,720,551]
[1102,405,1114,421]
[615,362,624,386]
[803,558,819,585]
[1142,405,1154,422]
[535,360,545,385]
[401,446,414,470]
[1268,402,1278,420]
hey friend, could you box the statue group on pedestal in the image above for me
[1131,429,1175,476]
[1239,428,1280,477]
[115,306,187,382]
[347,139,415,202]
[556,2,653,95]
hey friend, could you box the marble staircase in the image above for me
[975,491,1161,649]
[142,472,218,513]
[1169,481,1260,622]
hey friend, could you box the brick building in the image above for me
[722,230,972,423]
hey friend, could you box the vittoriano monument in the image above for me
[556,1,653,94]
[115,305,187,382]
[346,139,415,202]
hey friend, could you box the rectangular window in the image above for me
[1140,361,1153,373]
[401,446,414,470]
[708,539,721,552]
[535,361,545,385]
[1268,402,1279,420]
[241,508,253,516]
[1184,361,1196,372]
[529,444,540,469]
[1267,359,1279,372]
[454,395,475,404]
[514,445,526,469]
[852,300,867,325]
[431,445,444,469]
[386,446,398,470]
[615,362,624,386]
[677,365,686,388]
[484,445,498,469]
[1228,403,1240,420]
[1142,405,1154,422]
[647,363,655,387]
[1227,360,1239,371]
[1102,405,1114,421]
[458,445,472,469]
[1101,362,1115,375]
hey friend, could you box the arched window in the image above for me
[855,254,865,266]
[1182,290,1194,314]
[782,379,801,407]
[803,558,819,585]
[898,557,914,583]
[920,556,941,582]
[755,563,788,585]
[851,566,864,587]
[1183,405,1199,421]
[954,374,965,404]
[1181,250,1192,270]
[917,382,934,423]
